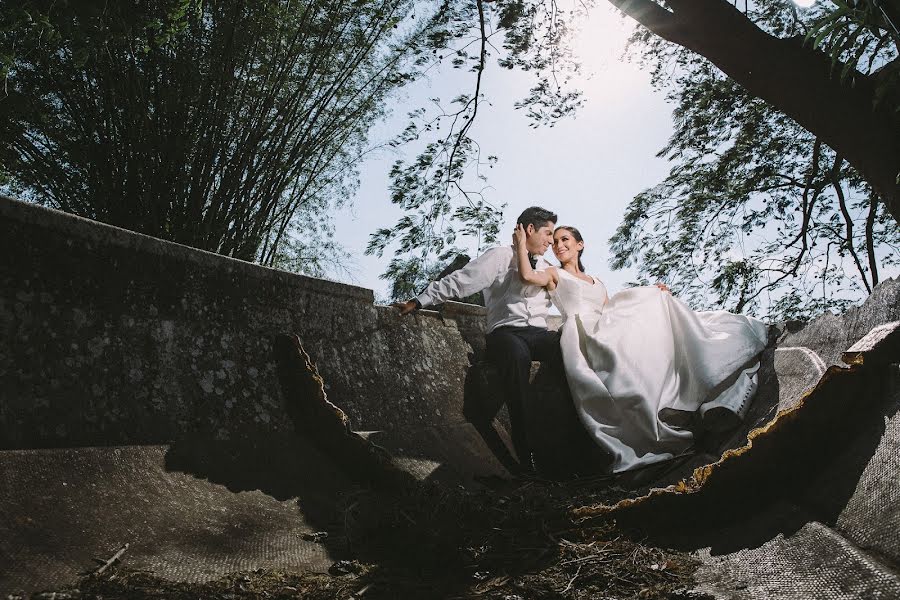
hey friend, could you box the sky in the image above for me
[331,4,674,302]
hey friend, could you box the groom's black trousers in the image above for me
[485,325,563,463]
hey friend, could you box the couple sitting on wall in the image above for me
[395,207,768,474]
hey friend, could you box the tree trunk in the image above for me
[610,0,900,225]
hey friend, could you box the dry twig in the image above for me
[94,543,129,576]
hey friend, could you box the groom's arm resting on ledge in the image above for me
[393,247,508,316]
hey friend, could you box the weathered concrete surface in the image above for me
[773,278,900,410]
[0,195,498,480]
[696,519,900,600]
[778,278,900,368]
[0,438,350,595]
[2,194,899,599]
[0,195,508,593]
[693,363,900,600]
[843,320,900,366]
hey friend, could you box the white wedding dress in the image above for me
[550,269,768,473]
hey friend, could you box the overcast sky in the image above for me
[332,5,674,301]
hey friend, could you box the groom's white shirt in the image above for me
[415,245,553,333]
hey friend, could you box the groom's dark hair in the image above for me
[517,206,557,230]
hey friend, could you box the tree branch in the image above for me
[609,0,900,222]
[608,0,679,41]
[445,0,487,192]
[831,153,872,293]
[866,192,880,288]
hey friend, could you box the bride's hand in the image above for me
[655,282,671,294]
[512,223,527,252]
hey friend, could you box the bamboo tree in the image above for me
[0,0,445,273]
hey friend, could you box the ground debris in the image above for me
[302,531,329,543]
[63,569,361,600]
[36,478,711,600]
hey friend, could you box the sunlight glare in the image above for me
[572,5,646,106]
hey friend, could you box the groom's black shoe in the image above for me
[511,455,538,478]
[508,442,537,477]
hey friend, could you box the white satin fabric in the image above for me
[550,269,768,472]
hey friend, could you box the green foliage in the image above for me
[370,0,898,308]
[2,0,590,285]
[613,2,899,320]
[382,255,437,302]
[367,0,589,299]
[0,0,432,270]
[365,116,504,301]
[267,216,356,282]
[805,0,900,102]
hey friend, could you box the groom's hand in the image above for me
[393,299,420,316]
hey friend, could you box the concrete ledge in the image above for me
[0,195,373,302]
[0,196,496,475]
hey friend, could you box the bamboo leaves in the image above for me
[0,0,427,277]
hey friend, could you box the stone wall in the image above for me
[0,196,491,461]
[773,278,899,410]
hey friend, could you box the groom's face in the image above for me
[526,221,555,255]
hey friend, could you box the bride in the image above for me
[513,224,768,473]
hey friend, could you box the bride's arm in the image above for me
[513,224,557,288]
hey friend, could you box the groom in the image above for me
[394,206,563,469]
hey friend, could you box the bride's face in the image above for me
[553,229,584,265]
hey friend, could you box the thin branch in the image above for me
[865,192,880,288]
[94,543,129,576]
[444,0,487,187]
[831,153,872,293]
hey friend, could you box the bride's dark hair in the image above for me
[555,226,586,273]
